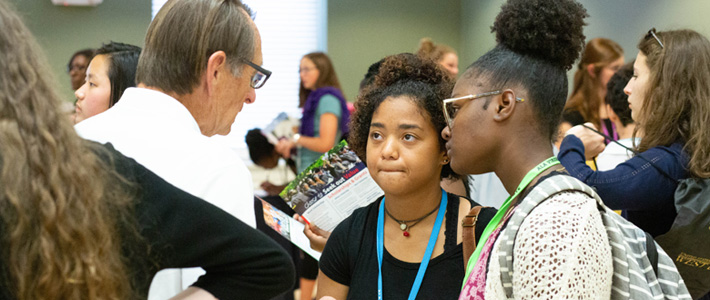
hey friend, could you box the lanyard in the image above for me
[460,156,560,288]
[377,189,447,300]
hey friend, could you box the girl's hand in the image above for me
[275,139,295,159]
[294,214,331,252]
[565,122,606,159]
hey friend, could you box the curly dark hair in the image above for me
[604,62,634,126]
[463,0,588,141]
[348,53,457,179]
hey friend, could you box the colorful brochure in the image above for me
[279,140,384,232]
[259,198,321,260]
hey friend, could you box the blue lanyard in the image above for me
[377,189,447,300]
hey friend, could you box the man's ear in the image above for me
[492,89,517,122]
[205,51,228,96]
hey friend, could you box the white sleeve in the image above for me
[200,161,256,228]
[511,191,613,300]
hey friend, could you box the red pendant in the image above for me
[403,231,410,237]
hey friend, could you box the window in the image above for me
[151,0,327,160]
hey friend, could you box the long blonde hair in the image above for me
[0,1,136,299]
[564,38,623,127]
[635,29,710,178]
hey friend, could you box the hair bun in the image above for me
[493,0,588,70]
[417,37,435,56]
[373,53,449,89]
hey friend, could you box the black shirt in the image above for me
[0,143,296,300]
[319,192,495,300]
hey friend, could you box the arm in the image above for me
[132,159,295,299]
[298,113,339,153]
[512,192,613,299]
[558,135,685,210]
[316,271,349,300]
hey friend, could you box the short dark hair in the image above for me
[245,128,274,164]
[349,53,457,179]
[463,0,588,142]
[67,48,94,72]
[95,42,141,107]
[604,62,634,126]
[136,0,255,95]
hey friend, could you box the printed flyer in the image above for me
[279,140,384,232]
[260,198,321,260]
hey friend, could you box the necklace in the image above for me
[383,200,442,237]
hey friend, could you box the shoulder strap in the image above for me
[462,205,485,266]
[645,231,659,275]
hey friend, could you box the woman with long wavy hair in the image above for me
[558,38,624,145]
[0,1,293,299]
[559,28,710,238]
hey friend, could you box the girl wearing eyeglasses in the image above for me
[316,53,495,300]
[277,52,351,174]
[441,0,618,298]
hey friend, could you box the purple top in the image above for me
[300,86,350,137]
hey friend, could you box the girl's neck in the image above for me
[383,181,443,221]
[495,141,556,197]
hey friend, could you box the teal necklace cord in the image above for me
[460,156,560,288]
[377,189,447,300]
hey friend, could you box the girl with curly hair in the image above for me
[441,0,619,298]
[0,1,293,299]
[316,53,495,299]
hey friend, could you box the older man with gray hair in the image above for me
[75,0,279,299]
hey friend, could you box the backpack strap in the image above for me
[461,205,486,266]
[645,231,659,275]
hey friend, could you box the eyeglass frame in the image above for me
[647,27,664,49]
[442,90,525,128]
[242,59,272,89]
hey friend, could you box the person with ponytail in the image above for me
[441,0,615,298]
[0,1,294,299]
[316,53,495,299]
[277,52,350,174]
[416,37,459,77]
[558,38,624,145]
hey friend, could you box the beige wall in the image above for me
[460,0,710,90]
[9,0,150,102]
[10,0,710,102]
[327,0,462,101]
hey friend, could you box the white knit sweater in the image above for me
[484,191,614,299]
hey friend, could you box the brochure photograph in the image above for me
[279,140,384,232]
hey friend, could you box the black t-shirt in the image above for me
[319,192,495,300]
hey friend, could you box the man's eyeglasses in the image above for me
[442,90,524,128]
[647,28,664,49]
[243,60,272,89]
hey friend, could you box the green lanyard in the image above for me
[460,156,560,288]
